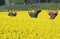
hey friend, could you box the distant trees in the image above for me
[0,0,5,5]
[46,0,59,3]
[5,0,10,5]
[25,0,57,4]
[1,0,60,5]
[25,0,59,3]
[25,0,40,4]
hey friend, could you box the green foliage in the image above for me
[0,3,60,11]
[10,0,25,4]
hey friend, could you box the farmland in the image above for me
[0,10,60,39]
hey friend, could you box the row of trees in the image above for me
[25,0,59,4]
[0,0,60,6]
[0,0,10,5]
[9,0,60,4]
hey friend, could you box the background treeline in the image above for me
[0,0,60,11]
[9,0,60,4]
[0,0,60,5]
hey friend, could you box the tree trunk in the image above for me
[5,0,10,5]
[46,0,48,3]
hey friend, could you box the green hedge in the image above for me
[9,0,25,4]
[0,3,60,11]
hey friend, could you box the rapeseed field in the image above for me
[0,10,60,39]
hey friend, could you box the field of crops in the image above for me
[0,10,60,39]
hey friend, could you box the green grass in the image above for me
[0,3,60,11]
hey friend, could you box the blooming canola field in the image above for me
[0,10,60,39]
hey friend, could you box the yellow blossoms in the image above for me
[0,10,60,39]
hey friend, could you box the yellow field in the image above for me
[0,10,60,39]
